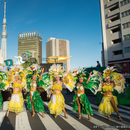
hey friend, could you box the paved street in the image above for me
[0,90,130,130]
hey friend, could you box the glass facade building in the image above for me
[18,31,42,64]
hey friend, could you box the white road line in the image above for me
[38,112,61,130]
[60,112,90,130]
[90,104,130,126]
[68,102,130,126]
[3,101,9,110]
[119,105,130,111]
[0,112,6,127]
[65,104,119,130]
[44,102,89,130]
[0,101,8,127]
[15,103,31,130]
[90,104,130,120]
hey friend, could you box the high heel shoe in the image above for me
[64,114,68,119]
[15,113,19,115]
[79,114,81,119]
[32,112,35,117]
[108,116,110,121]
[88,115,91,121]
[42,113,45,118]
[6,111,9,117]
[6,114,9,117]
[118,116,122,121]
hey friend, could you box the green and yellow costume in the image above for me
[7,83,24,113]
[26,71,44,112]
[72,82,93,115]
[0,72,8,110]
[27,91,45,112]
[48,84,65,116]
[98,84,118,116]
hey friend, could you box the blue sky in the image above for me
[0,0,102,69]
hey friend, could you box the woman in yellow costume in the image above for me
[6,68,24,117]
[48,64,70,119]
[98,66,127,121]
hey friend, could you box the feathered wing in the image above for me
[63,73,76,92]
[111,72,125,93]
[38,72,53,91]
[0,71,10,90]
[103,66,126,94]
[19,70,27,88]
[84,70,103,95]
[26,69,33,91]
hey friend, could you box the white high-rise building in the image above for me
[1,2,8,62]
[100,0,130,73]
[46,37,70,72]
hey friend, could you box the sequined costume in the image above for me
[72,82,93,115]
[7,83,24,113]
[48,84,65,116]
[26,81,44,112]
[98,84,118,116]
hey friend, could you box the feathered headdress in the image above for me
[49,64,64,78]
[72,67,87,81]
[103,66,126,93]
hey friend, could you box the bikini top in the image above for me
[103,84,114,92]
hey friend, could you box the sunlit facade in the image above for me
[100,0,130,73]
[18,31,42,64]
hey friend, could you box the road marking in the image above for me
[0,112,6,127]
[38,112,61,130]
[0,101,8,127]
[119,105,130,111]
[90,104,130,120]
[44,102,89,130]
[61,112,90,130]
[15,103,31,130]
[68,102,130,126]
[65,104,119,130]
[90,104,130,126]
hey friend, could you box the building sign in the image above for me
[4,50,36,66]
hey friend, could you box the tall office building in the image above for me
[1,2,8,62]
[18,31,42,64]
[46,37,70,72]
[100,0,130,73]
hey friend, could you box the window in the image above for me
[109,4,119,12]
[110,15,120,22]
[112,38,121,44]
[111,26,120,33]
[122,10,130,18]
[120,0,130,6]
[113,50,123,55]
[124,34,130,40]
[125,47,130,53]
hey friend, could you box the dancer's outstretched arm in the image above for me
[118,73,127,80]
[86,72,92,83]
[39,68,44,81]
[65,70,71,79]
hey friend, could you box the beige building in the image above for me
[46,37,70,72]
[18,31,42,64]
[100,0,130,73]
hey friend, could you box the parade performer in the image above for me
[0,71,8,110]
[47,64,69,119]
[71,69,93,120]
[26,64,45,117]
[97,66,126,121]
[6,67,24,116]
[66,68,103,120]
